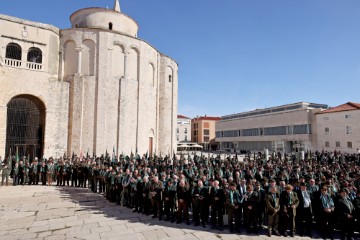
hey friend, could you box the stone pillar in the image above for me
[76,47,82,74]
[123,49,129,78]
[0,106,7,157]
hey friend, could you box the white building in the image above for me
[316,102,360,153]
[0,0,178,159]
[177,115,191,143]
[216,102,328,153]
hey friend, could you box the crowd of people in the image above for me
[1,150,360,240]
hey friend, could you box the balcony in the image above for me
[3,58,43,71]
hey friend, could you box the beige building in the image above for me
[216,102,328,153]
[177,115,191,143]
[316,102,360,153]
[0,0,178,159]
[192,116,220,150]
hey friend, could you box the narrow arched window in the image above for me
[27,47,42,63]
[169,75,172,83]
[6,43,22,60]
[109,22,113,30]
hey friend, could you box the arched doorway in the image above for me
[5,95,46,161]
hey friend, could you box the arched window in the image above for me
[6,43,22,60]
[27,47,42,63]
[109,22,113,30]
[169,75,172,83]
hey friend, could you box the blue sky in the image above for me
[1,0,360,118]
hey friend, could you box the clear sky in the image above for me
[1,0,360,118]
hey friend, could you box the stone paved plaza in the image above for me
[0,184,322,240]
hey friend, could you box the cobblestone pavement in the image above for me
[0,184,322,240]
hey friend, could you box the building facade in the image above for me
[316,102,360,153]
[177,115,191,143]
[0,0,178,159]
[191,116,220,150]
[216,102,328,153]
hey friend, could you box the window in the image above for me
[204,122,210,128]
[323,117,329,121]
[325,142,329,147]
[346,126,352,134]
[242,128,259,136]
[177,136,179,141]
[345,114,351,119]
[325,127,329,135]
[184,128,187,134]
[347,142,352,149]
[109,22,113,30]
[185,135,188,141]
[204,137,210,142]
[336,142,340,148]
[176,128,179,134]
[293,124,310,134]
[204,129,210,135]
[260,128,264,136]
[27,47,42,63]
[193,130,197,136]
[169,75,172,82]
[264,126,287,136]
[6,43,22,60]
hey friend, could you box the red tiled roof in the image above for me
[177,115,190,119]
[316,102,360,114]
[192,116,221,121]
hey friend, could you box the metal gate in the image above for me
[5,95,45,161]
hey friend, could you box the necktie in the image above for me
[272,194,277,208]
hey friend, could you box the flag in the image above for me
[8,148,12,163]
[112,146,116,163]
[79,149,83,161]
[15,146,19,163]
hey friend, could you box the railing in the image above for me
[26,62,42,70]
[3,58,43,71]
[5,58,22,67]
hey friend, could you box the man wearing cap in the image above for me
[279,184,299,237]
[1,158,11,186]
[163,178,176,222]
[226,182,243,233]
[295,182,313,237]
[319,185,335,239]
[337,188,355,240]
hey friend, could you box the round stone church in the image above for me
[0,0,178,160]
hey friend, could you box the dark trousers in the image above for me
[200,201,209,225]
[279,207,296,234]
[339,217,354,240]
[164,198,175,221]
[178,199,189,223]
[319,211,334,238]
[296,207,312,235]
[151,198,163,218]
[227,205,241,232]
[211,206,223,227]
[13,174,19,186]
[41,172,46,185]
[192,199,201,224]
